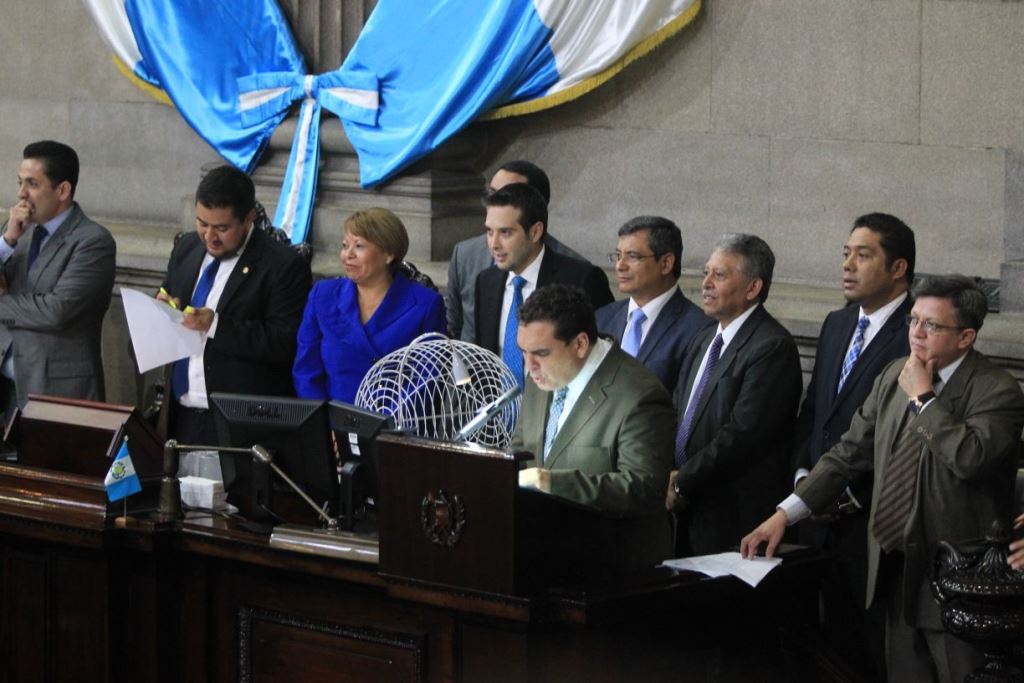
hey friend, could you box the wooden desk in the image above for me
[0,511,825,681]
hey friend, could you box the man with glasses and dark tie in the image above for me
[665,233,802,556]
[0,140,115,421]
[513,284,674,570]
[790,213,915,680]
[595,216,712,394]
[157,166,311,444]
[742,274,1024,683]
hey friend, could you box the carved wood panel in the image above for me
[237,606,425,682]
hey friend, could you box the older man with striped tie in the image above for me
[742,274,1024,683]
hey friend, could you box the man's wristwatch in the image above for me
[910,390,936,414]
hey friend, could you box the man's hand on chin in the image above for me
[518,467,551,493]
[898,352,936,399]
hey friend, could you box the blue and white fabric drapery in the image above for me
[84,0,700,239]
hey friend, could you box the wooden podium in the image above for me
[375,433,667,598]
[0,395,164,529]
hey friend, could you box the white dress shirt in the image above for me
[179,228,253,409]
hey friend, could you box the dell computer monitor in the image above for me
[210,393,336,524]
[328,401,394,530]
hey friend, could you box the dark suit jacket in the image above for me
[292,273,446,403]
[672,305,803,555]
[595,287,713,394]
[794,296,912,506]
[161,229,311,404]
[800,350,1024,627]
[473,249,613,352]
[511,343,675,569]
[0,203,115,407]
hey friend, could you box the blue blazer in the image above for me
[595,287,713,395]
[293,272,446,403]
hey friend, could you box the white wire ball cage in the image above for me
[354,333,521,449]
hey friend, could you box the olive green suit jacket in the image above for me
[511,343,675,568]
[800,349,1024,628]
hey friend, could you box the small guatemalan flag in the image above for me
[104,438,142,502]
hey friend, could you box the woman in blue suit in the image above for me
[293,208,446,402]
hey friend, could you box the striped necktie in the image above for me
[837,316,870,394]
[543,387,569,463]
[871,406,922,552]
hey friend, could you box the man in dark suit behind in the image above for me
[0,140,116,419]
[513,284,674,571]
[666,233,802,556]
[157,165,311,444]
[743,275,1024,683]
[595,216,712,394]
[792,212,915,679]
[474,183,612,384]
[445,160,588,342]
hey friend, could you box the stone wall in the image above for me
[479,0,1024,294]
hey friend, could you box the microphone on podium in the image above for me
[454,385,521,442]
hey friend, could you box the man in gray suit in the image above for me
[742,275,1024,683]
[445,160,588,341]
[513,284,674,569]
[0,141,116,418]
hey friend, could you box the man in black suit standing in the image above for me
[445,160,589,342]
[595,216,712,394]
[793,213,915,679]
[665,233,802,556]
[157,166,311,444]
[474,183,612,385]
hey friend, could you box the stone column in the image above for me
[1000,150,1024,314]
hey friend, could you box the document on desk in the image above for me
[661,552,782,588]
[121,287,204,373]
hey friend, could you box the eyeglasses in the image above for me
[607,251,658,265]
[905,315,963,334]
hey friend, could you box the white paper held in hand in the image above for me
[121,287,204,373]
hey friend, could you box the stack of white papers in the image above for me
[661,552,782,588]
[180,476,228,510]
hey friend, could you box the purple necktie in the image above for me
[674,333,724,468]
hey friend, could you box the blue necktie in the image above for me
[836,316,870,395]
[621,308,646,357]
[674,333,724,468]
[543,387,569,463]
[502,275,527,387]
[171,258,221,400]
[27,224,48,269]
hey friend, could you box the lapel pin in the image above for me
[242,266,250,274]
